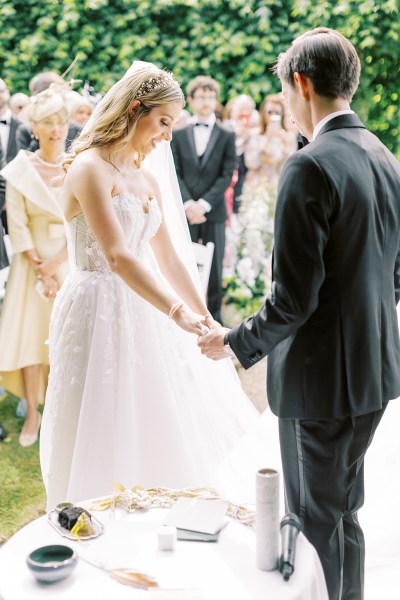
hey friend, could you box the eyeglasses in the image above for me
[266,109,282,116]
[192,94,217,101]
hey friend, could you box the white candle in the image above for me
[157,525,177,551]
[256,468,280,571]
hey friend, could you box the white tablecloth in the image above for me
[0,506,328,600]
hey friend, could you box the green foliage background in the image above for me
[0,0,399,153]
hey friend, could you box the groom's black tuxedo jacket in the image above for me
[229,114,400,419]
[171,122,236,222]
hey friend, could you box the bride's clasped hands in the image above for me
[169,300,209,336]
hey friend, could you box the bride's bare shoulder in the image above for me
[65,149,112,184]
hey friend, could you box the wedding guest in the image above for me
[224,95,295,321]
[171,75,236,322]
[16,71,81,153]
[10,92,29,117]
[224,94,256,214]
[0,145,8,271]
[0,77,22,232]
[244,93,296,190]
[0,84,69,447]
[199,27,400,600]
[70,95,93,126]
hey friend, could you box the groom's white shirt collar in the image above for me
[312,110,354,141]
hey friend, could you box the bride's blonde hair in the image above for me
[65,66,184,170]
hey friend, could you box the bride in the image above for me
[40,63,280,510]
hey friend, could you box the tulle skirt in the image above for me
[40,267,281,511]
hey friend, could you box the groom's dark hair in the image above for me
[275,27,361,101]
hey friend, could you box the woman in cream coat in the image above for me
[0,86,69,446]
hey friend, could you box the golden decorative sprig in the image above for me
[84,484,255,529]
[78,553,159,590]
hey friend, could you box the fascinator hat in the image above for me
[23,82,73,124]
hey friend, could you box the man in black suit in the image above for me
[171,76,236,322]
[199,28,400,600]
[0,77,21,234]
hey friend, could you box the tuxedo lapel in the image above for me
[200,124,221,169]
[185,125,200,167]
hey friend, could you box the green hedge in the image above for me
[0,0,398,154]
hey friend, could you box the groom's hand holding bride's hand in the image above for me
[197,316,231,360]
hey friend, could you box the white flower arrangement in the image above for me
[223,179,276,326]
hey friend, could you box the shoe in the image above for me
[16,398,27,418]
[19,412,42,447]
[0,422,8,441]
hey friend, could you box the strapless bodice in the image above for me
[66,193,162,272]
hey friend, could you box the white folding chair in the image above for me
[192,241,214,294]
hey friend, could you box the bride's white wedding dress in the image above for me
[40,192,280,510]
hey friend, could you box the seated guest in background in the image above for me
[10,92,29,117]
[16,71,81,152]
[0,85,70,447]
[171,75,236,323]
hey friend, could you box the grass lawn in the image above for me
[0,392,46,545]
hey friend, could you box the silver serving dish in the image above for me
[47,509,103,540]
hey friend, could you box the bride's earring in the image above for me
[133,152,140,168]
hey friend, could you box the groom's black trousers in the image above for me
[279,404,387,600]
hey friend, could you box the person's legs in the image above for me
[20,364,41,443]
[341,406,387,599]
[279,406,387,600]
[280,417,347,599]
[200,221,225,322]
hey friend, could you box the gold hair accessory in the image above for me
[134,72,176,99]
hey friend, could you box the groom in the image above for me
[199,28,400,600]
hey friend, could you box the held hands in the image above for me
[170,302,208,335]
[197,315,231,360]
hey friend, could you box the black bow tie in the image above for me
[0,120,7,125]
[195,122,209,127]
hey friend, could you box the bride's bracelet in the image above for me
[168,301,184,320]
